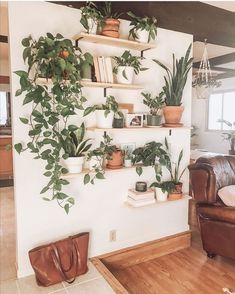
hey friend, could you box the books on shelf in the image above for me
[94,56,114,83]
[126,189,156,207]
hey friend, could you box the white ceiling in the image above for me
[203,1,235,12]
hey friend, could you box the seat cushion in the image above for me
[218,185,235,207]
[198,205,235,224]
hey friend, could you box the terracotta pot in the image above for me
[168,192,183,201]
[163,106,184,124]
[107,149,123,169]
[229,150,235,155]
[101,18,120,38]
[175,182,183,193]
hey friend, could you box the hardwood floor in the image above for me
[109,230,235,294]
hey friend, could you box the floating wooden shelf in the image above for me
[124,195,191,208]
[73,32,156,52]
[81,80,143,90]
[87,127,191,132]
[61,164,145,179]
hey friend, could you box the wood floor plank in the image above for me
[108,231,235,293]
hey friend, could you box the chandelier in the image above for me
[192,39,221,99]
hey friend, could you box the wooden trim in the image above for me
[0,76,10,84]
[91,257,129,294]
[97,231,191,270]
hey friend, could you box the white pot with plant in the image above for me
[80,2,102,34]
[142,91,165,127]
[127,12,158,43]
[154,181,175,202]
[83,95,122,129]
[217,119,235,155]
[113,50,148,84]
[61,123,92,174]
[123,147,133,167]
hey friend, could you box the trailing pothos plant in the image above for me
[14,33,91,214]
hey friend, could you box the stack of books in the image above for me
[126,189,156,207]
[93,56,114,83]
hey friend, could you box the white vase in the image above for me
[96,110,114,128]
[87,18,98,34]
[116,66,134,84]
[124,159,132,168]
[135,29,149,43]
[155,187,168,202]
[64,156,84,174]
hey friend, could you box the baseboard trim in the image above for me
[91,231,191,293]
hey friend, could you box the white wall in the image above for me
[191,78,235,154]
[8,1,192,277]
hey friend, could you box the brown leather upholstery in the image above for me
[189,155,235,260]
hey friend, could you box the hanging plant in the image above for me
[14,33,91,213]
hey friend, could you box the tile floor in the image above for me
[0,187,115,294]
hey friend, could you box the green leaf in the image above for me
[19,117,29,124]
[61,168,68,174]
[64,203,70,214]
[23,95,33,105]
[42,197,51,201]
[43,131,51,137]
[57,192,68,200]
[22,37,30,47]
[67,197,75,205]
[14,143,23,154]
[96,172,105,179]
[14,70,28,78]
[43,171,52,177]
[84,174,90,185]
[40,186,49,194]
[68,125,78,132]
[15,89,22,96]
[23,47,31,62]
[56,33,64,39]
[29,129,41,136]
[136,166,143,176]
[62,153,69,160]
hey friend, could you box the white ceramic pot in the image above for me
[116,66,134,84]
[155,187,168,202]
[135,29,149,43]
[64,156,84,174]
[87,18,98,34]
[124,159,132,168]
[96,110,114,128]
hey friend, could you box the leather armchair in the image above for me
[189,155,235,259]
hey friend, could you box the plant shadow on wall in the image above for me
[14,33,93,213]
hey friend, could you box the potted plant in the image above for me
[113,111,124,128]
[152,181,175,202]
[142,91,165,126]
[14,33,89,213]
[123,147,133,168]
[153,44,193,126]
[113,50,147,84]
[84,132,116,184]
[217,119,235,155]
[80,2,102,34]
[61,123,92,174]
[84,95,122,129]
[127,12,158,43]
[99,2,123,38]
[106,147,123,169]
[132,141,167,176]
[80,52,94,81]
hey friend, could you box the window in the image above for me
[208,91,235,131]
[0,91,11,126]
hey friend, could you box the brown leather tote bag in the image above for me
[28,232,89,287]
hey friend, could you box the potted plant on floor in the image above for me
[84,95,122,129]
[61,123,92,174]
[99,2,123,38]
[142,91,165,126]
[127,12,158,43]
[14,33,90,213]
[80,2,102,34]
[153,44,193,126]
[217,119,235,155]
[113,50,148,84]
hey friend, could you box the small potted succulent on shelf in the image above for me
[127,11,158,43]
[83,95,122,128]
[123,147,134,168]
[80,52,94,81]
[151,180,175,202]
[80,2,102,34]
[153,44,193,126]
[99,2,123,38]
[113,50,148,84]
[142,91,165,126]
[61,123,92,174]
[217,119,235,155]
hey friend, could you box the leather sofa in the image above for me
[189,155,235,259]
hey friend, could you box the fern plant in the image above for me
[153,44,193,106]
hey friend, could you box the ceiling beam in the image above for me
[50,1,235,48]
[217,70,235,80]
[193,52,235,68]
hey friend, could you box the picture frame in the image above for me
[126,113,144,128]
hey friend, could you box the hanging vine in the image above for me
[15,33,91,213]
